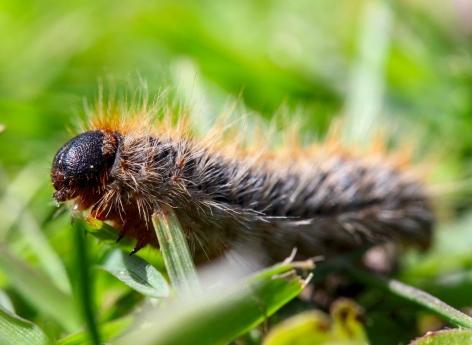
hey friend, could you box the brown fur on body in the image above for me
[51,113,434,264]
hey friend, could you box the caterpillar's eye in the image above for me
[51,130,118,202]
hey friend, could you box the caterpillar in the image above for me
[51,103,434,265]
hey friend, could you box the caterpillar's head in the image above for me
[51,130,119,202]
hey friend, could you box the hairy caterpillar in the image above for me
[51,105,434,264]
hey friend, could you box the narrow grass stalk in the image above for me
[152,211,199,296]
[72,218,101,345]
[343,0,393,144]
[387,279,472,329]
[0,165,70,293]
[19,213,71,294]
[348,267,472,329]
[0,243,79,332]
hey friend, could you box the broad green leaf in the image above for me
[410,329,472,345]
[101,249,169,299]
[152,211,199,295]
[264,299,367,345]
[0,243,80,332]
[57,317,133,345]
[115,260,312,345]
[0,305,50,345]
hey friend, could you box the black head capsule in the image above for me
[51,130,119,202]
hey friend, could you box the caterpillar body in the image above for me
[51,111,434,264]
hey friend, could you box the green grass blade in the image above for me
[0,306,51,345]
[386,279,472,329]
[348,267,472,329]
[0,244,80,332]
[72,218,102,345]
[115,260,312,345]
[0,165,70,293]
[101,249,169,299]
[152,211,199,295]
[0,164,45,239]
[57,317,133,345]
[410,329,472,345]
[0,289,15,313]
[343,0,393,144]
[18,213,71,294]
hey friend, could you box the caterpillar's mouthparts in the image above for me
[51,130,119,203]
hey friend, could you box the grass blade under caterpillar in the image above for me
[152,210,200,295]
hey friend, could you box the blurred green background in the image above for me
[1,0,472,174]
[1,0,472,344]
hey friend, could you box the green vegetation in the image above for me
[1,0,472,344]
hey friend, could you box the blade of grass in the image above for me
[115,260,312,345]
[387,279,472,329]
[0,289,14,313]
[57,316,133,345]
[152,211,199,295]
[171,58,214,134]
[0,165,71,294]
[410,329,472,345]
[343,0,393,144]
[347,267,472,329]
[101,249,169,299]
[18,213,71,294]
[0,243,80,332]
[0,305,51,345]
[0,164,45,239]
[72,218,101,345]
